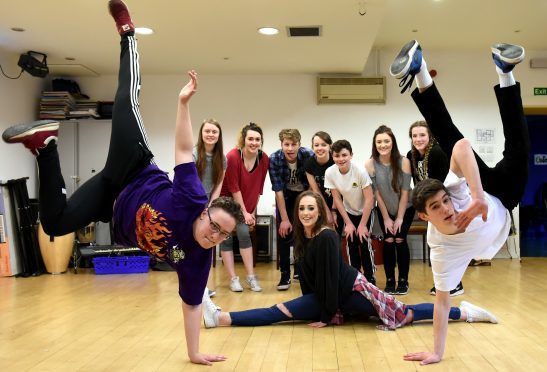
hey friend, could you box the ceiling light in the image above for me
[258,27,279,36]
[135,27,154,35]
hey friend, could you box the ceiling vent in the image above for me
[317,76,386,104]
[287,26,322,37]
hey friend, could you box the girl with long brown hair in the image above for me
[365,125,414,295]
[193,119,226,203]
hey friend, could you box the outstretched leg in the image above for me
[484,45,529,209]
[102,0,153,194]
[404,300,497,324]
[1,1,153,236]
[2,120,112,235]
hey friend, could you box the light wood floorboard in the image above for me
[2,258,547,371]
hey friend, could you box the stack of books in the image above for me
[68,99,99,119]
[39,91,75,120]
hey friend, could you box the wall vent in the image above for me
[530,58,547,69]
[317,76,385,104]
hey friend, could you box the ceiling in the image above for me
[1,0,546,77]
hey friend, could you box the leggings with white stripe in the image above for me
[39,34,153,236]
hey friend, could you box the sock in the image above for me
[496,66,515,88]
[415,59,433,89]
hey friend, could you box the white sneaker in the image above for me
[230,276,243,292]
[246,275,262,292]
[202,289,220,328]
[460,301,498,324]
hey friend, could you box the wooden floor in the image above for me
[2,258,547,371]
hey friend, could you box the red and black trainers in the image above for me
[108,0,134,35]
[2,120,59,156]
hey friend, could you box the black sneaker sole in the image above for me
[390,40,419,78]
[2,120,59,143]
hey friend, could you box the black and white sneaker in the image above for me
[395,279,409,295]
[430,282,464,297]
[277,272,291,290]
[384,278,396,294]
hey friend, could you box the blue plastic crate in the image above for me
[92,256,150,275]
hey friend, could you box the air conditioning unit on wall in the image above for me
[317,76,385,104]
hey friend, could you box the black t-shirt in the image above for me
[406,143,449,185]
[304,156,335,208]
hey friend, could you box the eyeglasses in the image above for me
[207,209,232,240]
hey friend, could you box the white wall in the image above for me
[0,48,47,197]
[3,47,547,258]
[74,48,547,217]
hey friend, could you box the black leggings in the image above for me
[377,206,414,281]
[39,35,153,236]
[411,83,529,210]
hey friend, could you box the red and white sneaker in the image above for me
[2,120,59,156]
[108,0,134,35]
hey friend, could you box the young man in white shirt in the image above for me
[324,140,376,284]
[391,40,528,365]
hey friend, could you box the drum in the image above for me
[77,222,96,244]
[38,224,75,274]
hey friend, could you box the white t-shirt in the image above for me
[324,162,372,216]
[428,170,511,291]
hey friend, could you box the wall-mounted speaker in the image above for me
[231,215,274,262]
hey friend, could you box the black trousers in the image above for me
[346,213,374,282]
[276,190,300,273]
[411,83,529,211]
[39,35,153,236]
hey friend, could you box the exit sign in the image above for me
[534,87,547,95]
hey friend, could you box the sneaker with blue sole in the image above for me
[390,40,423,93]
[491,43,525,73]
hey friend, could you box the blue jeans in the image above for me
[229,292,461,326]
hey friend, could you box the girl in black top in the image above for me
[407,121,449,185]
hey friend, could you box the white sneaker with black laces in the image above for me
[202,290,220,329]
[461,301,498,324]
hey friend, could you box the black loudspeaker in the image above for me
[17,51,49,78]
[232,215,273,262]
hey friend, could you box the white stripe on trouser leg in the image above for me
[367,211,377,276]
[127,36,151,151]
